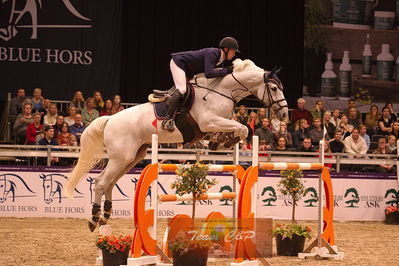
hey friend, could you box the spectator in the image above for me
[81,97,99,126]
[329,130,345,153]
[69,113,85,144]
[330,109,341,128]
[111,95,124,115]
[40,98,51,118]
[25,112,42,145]
[270,110,280,132]
[246,112,260,142]
[372,137,396,173]
[273,136,288,152]
[38,125,59,165]
[274,121,293,147]
[359,124,370,150]
[293,119,310,148]
[378,107,394,135]
[254,118,274,149]
[13,101,33,144]
[31,88,44,112]
[100,99,113,116]
[8,88,27,125]
[53,115,64,139]
[309,118,329,146]
[93,91,104,113]
[384,102,397,122]
[297,137,315,153]
[257,107,267,121]
[57,122,77,146]
[310,99,324,122]
[291,97,312,125]
[347,107,361,129]
[64,106,77,126]
[259,140,270,156]
[364,104,380,137]
[323,111,336,139]
[70,90,85,110]
[343,99,361,122]
[43,103,58,126]
[236,105,248,125]
[343,128,368,156]
[390,121,399,139]
[339,114,354,133]
[338,121,351,140]
[387,135,397,153]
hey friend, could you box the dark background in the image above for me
[0,0,304,109]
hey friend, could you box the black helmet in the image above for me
[219,37,240,52]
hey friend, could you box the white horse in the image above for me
[64,59,288,231]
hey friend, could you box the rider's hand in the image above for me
[226,65,234,74]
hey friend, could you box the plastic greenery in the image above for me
[168,232,212,256]
[272,224,312,239]
[96,234,133,254]
[304,0,331,54]
[354,87,374,105]
[385,206,398,215]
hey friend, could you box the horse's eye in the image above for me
[271,86,277,91]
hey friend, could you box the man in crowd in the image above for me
[291,97,312,126]
[343,127,368,156]
[254,118,274,150]
[309,118,329,146]
[69,113,85,144]
[9,88,27,125]
[359,124,370,150]
[344,99,361,122]
[329,130,345,153]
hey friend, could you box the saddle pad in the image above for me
[153,101,168,120]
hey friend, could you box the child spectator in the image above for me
[81,97,99,126]
[100,99,113,116]
[70,90,85,110]
[111,95,124,114]
[38,125,59,165]
[25,112,42,145]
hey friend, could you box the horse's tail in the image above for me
[64,116,109,199]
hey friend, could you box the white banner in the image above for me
[0,167,397,221]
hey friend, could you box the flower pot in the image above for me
[275,234,305,256]
[385,212,399,225]
[172,247,209,266]
[102,249,128,266]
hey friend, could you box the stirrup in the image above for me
[161,119,175,132]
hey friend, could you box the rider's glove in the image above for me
[225,65,234,74]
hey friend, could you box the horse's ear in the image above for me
[39,174,45,180]
[269,66,278,76]
[274,66,283,75]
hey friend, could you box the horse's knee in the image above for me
[241,126,248,139]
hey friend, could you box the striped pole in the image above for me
[259,162,323,170]
[159,192,236,202]
[160,164,240,172]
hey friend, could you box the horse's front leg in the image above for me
[99,184,114,226]
[89,175,107,232]
[200,117,248,147]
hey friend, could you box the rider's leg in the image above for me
[162,59,187,132]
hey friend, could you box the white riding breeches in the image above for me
[170,59,187,94]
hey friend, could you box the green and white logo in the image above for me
[344,188,360,208]
[303,187,318,207]
[261,186,277,206]
[384,189,399,206]
[219,185,233,206]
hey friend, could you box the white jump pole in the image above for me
[151,134,158,242]
[252,136,259,235]
[318,139,325,248]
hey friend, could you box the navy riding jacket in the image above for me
[171,48,229,79]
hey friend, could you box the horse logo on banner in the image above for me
[40,173,83,204]
[86,176,130,205]
[0,173,36,203]
[0,0,91,41]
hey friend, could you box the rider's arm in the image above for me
[203,50,229,79]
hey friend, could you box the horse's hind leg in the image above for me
[99,144,149,226]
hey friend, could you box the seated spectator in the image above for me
[246,112,260,142]
[310,99,324,122]
[236,105,248,125]
[387,135,397,153]
[330,109,341,128]
[57,122,77,146]
[343,99,361,122]
[329,130,345,153]
[254,118,274,149]
[38,98,51,121]
[64,106,77,126]
[53,115,64,139]
[111,95,124,115]
[309,118,329,146]
[81,97,99,126]
[259,140,270,156]
[337,121,351,140]
[291,97,312,126]
[359,124,370,150]
[270,110,280,132]
[43,103,58,126]
[273,136,288,153]
[69,113,85,144]
[323,111,336,139]
[293,119,310,148]
[378,107,395,135]
[93,91,104,113]
[257,107,267,121]
[372,137,396,173]
[364,104,380,137]
[25,112,42,145]
[70,90,86,110]
[38,125,59,165]
[347,107,362,129]
[100,99,113,116]
[389,121,399,139]
[297,137,315,153]
[274,121,293,147]
[384,102,397,122]
[8,88,27,126]
[31,88,44,113]
[339,114,353,133]
[13,101,33,144]
[343,128,368,156]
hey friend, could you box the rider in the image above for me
[161,37,240,132]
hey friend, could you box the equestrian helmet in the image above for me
[219,37,240,52]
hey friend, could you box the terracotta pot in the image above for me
[385,212,399,225]
[102,249,128,266]
[172,247,208,266]
[275,234,305,256]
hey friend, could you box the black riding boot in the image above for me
[161,90,184,132]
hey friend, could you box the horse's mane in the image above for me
[232,59,264,72]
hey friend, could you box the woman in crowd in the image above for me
[100,99,113,116]
[64,106,76,126]
[93,91,104,113]
[384,102,397,121]
[81,97,99,126]
[13,101,34,144]
[70,90,85,110]
[390,121,399,139]
[330,109,341,128]
[364,104,380,137]
[31,88,44,112]
[387,135,397,153]
[339,114,353,136]
[111,95,124,115]
[25,112,42,145]
[53,115,64,139]
[293,119,310,148]
[274,121,293,147]
[43,103,58,126]
[310,99,324,121]
[273,136,288,153]
[57,122,77,146]
[378,107,395,135]
[236,105,248,125]
[246,111,260,142]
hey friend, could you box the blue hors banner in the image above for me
[0,167,398,221]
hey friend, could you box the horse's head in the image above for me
[230,59,288,121]
[0,175,9,203]
[40,174,54,204]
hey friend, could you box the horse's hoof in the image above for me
[224,136,240,148]
[99,217,108,226]
[88,221,97,232]
[217,133,229,143]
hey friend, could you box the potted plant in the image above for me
[96,234,133,266]
[385,205,399,225]
[168,162,217,266]
[272,170,312,256]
